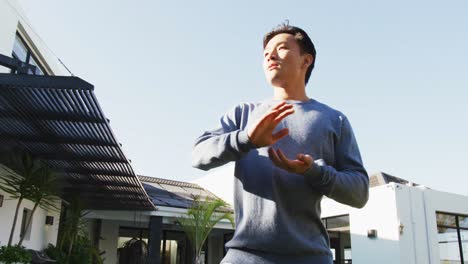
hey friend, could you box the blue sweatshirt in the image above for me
[192,98,369,264]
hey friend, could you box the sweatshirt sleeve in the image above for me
[303,115,370,208]
[191,104,257,171]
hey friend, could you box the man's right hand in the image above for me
[247,101,294,147]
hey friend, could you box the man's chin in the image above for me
[268,77,287,88]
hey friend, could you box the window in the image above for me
[20,208,32,241]
[436,212,468,263]
[11,33,46,75]
[117,228,204,264]
[322,215,352,264]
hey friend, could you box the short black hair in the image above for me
[263,22,316,84]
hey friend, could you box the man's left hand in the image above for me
[268,148,314,174]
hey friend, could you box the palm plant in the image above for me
[0,152,39,246]
[46,196,104,264]
[57,197,91,263]
[18,164,60,246]
[176,196,234,264]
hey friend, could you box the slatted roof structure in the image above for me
[139,175,233,213]
[0,72,155,210]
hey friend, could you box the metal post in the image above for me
[146,216,163,264]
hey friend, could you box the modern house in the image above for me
[86,175,234,264]
[0,1,233,264]
[2,1,468,264]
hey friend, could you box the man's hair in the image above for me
[263,22,316,84]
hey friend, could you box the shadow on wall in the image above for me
[348,233,402,264]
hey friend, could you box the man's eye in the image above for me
[264,53,269,57]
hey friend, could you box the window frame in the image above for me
[436,211,468,263]
[20,207,33,241]
[11,32,48,75]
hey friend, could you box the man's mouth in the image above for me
[268,63,279,70]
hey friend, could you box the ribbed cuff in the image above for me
[237,130,257,152]
[303,160,326,185]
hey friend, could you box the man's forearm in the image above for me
[192,129,255,171]
[304,164,369,208]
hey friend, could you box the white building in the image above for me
[0,3,234,264]
[321,172,468,264]
[0,0,65,251]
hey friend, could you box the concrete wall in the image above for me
[0,164,61,250]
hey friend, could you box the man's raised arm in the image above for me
[192,102,295,171]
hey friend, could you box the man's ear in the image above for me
[302,54,314,69]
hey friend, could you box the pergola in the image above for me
[0,55,155,211]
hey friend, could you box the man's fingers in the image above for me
[277,149,309,168]
[270,149,313,173]
[297,153,313,167]
[273,108,295,123]
[262,109,279,120]
[268,148,284,169]
[272,128,289,142]
[276,149,295,169]
[258,103,294,130]
[274,103,294,116]
[271,101,287,111]
[271,103,293,116]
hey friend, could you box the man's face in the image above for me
[263,33,309,87]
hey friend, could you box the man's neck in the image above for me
[272,84,309,101]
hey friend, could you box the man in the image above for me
[192,23,369,264]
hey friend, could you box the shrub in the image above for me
[0,245,32,264]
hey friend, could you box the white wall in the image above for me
[322,184,402,264]
[192,164,235,206]
[0,164,61,250]
[394,185,429,264]
[99,219,119,264]
[0,0,18,72]
[0,0,65,75]
[322,182,468,264]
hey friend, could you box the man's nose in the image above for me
[266,51,277,61]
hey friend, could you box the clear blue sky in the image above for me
[17,0,468,195]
